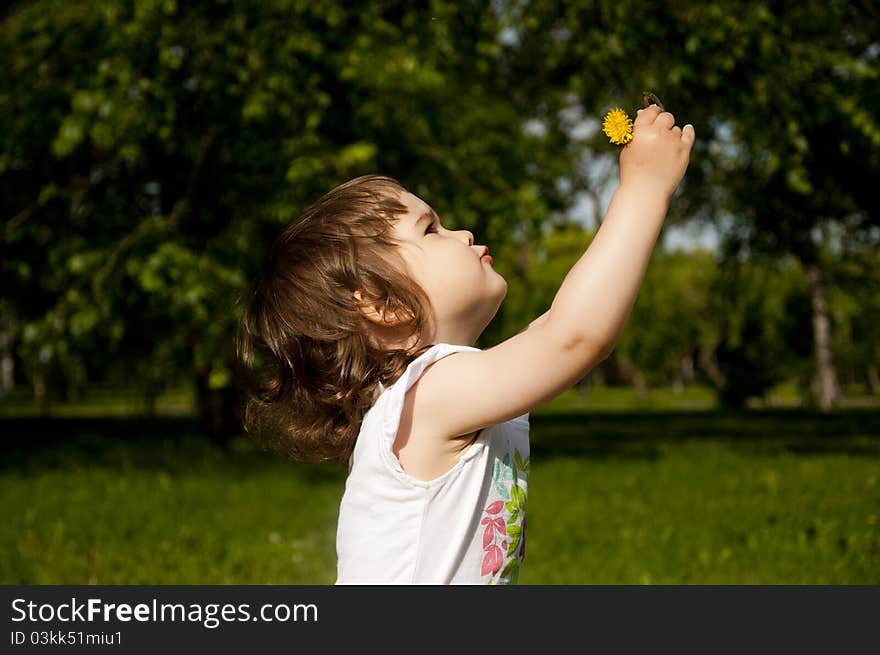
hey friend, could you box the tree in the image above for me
[703,254,814,409]
[504,0,879,409]
[1,0,583,441]
[615,248,717,394]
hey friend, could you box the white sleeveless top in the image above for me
[335,342,530,584]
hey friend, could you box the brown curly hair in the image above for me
[235,174,438,465]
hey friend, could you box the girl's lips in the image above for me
[481,254,493,263]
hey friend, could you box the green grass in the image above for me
[1,406,878,584]
[542,382,880,412]
[0,387,195,418]
[2,430,343,585]
[2,382,877,419]
[524,440,879,584]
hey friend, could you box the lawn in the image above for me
[1,387,878,584]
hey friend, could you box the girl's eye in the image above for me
[425,223,438,235]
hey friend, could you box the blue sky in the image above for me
[533,113,722,254]
[570,180,721,253]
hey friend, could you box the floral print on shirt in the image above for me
[481,448,529,584]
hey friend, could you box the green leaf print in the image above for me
[507,524,522,556]
[507,481,521,511]
[500,557,519,580]
[484,447,529,584]
[507,531,521,557]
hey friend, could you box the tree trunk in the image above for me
[867,365,880,395]
[617,359,650,398]
[579,374,591,402]
[698,343,726,389]
[33,370,50,417]
[681,351,695,383]
[0,325,13,398]
[144,387,160,417]
[194,366,243,450]
[580,364,607,399]
[672,371,684,394]
[805,262,841,410]
[632,369,649,399]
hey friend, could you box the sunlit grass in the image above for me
[0,387,195,418]
[2,413,877,584]
[3,381,876,419]
[2,435,343,585]
[521,439,879,584]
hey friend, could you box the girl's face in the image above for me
[391,190,507,346]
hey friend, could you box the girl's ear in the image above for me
[352,289,407,327]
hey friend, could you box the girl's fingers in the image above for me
[656,111,676,128]
[634,105,662,126]
[635,107,695,147]
[682,124,696,146]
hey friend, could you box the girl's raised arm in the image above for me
[412,105,695,440]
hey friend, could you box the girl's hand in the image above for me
[619,105,695,199]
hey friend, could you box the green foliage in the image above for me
[822,233,880,389]
[1,0,580,425]
[2,0,878,421]
[707,254,814,408]
[616,248,717,387]
[497,220,591,338]
[508,0,878,404]
[673,2,879,264]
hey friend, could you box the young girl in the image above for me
[236,105,695,584]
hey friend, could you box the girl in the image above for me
[236,105,695,584]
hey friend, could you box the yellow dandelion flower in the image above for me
[602,107,634,145]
